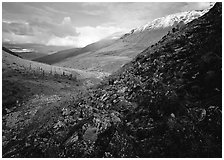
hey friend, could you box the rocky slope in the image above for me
[2,3,222,158]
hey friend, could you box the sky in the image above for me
[2,2,212,47]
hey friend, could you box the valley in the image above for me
[2,2,221,158]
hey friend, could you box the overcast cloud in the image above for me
[2,2,212,47]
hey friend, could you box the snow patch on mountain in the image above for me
[133,9,210,33]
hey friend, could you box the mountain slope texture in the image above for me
[120,8,209,47]
[2,3,222,158]
[34,39,116,65]
[53,8,210,74]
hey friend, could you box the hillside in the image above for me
[2,48,110,116]
[2,46,109,158]
[3,43,74,60]
[2,46,22,58]
[34,39,116,65]
[3,48,107,81]
[54,9,209,74]
[60,3,221,157]
[2,2,221,158]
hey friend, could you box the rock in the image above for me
[111,113,121,124]
[167,117,176,129]
[53,121,65,129]
[65,133,79,146]
[83,127,98,142]
[198,109,206,121]
[117,87,128,93]
[62,108,70,116]
[170,113,175,118]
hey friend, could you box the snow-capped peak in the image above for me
[133,9,210,33]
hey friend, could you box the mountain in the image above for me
[119,9,209,48]
[33,38,116,65]
[58,3,220,157]
[133,9,209,32]
[33,47,81,64]
[53,9,209,74]
[2,3,221,158]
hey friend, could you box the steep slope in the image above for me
[118,9,209,48]
[55,9,209,74]
[2,3,221,158]
[34,39,116,65]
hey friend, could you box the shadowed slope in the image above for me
[34,39,116,65]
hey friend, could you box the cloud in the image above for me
[3,16,79,44]
[3,18,125,47]
[81,2,213,30]
[3,2,213,46]
[62,17,71,24]
[47,25,127,47]
[75,25,126,46]
[180,2,213,12]
[43,6,68,15]
[3,20,34,36]
[28,16,78,37]
[46,35,77,46]
[51,17,78,37]
[80,10,105,16]
[2,32,40,44]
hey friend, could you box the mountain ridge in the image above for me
[133,9,209,32]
